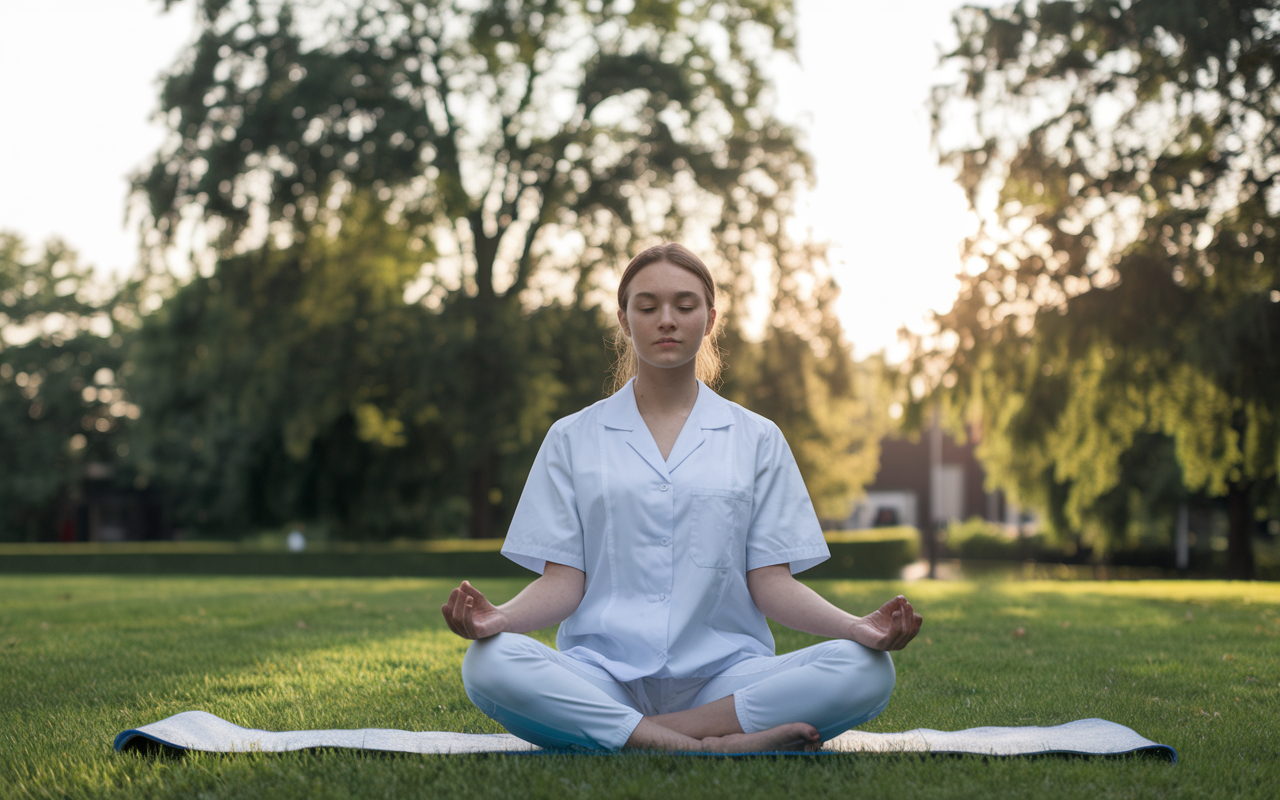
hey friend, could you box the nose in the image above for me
[658,304,676,328]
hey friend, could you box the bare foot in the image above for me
[699,722,821,753]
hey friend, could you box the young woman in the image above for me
[441,243,922,752]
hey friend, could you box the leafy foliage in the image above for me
[0,233,135,541]
[722,255,887,519]
[124,196,610,539]
[136,0,816,537]
[921,0,1280,576]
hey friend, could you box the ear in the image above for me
[705,307,717,336]
[617,306,630,337]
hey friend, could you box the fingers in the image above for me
[440,582,478,639]
[440,586,464,637]
[459,584,482,638]
[882,596,923,650]
[460,580,487,605]
[462,595,477,639]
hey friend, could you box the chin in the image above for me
[642,355,696,370]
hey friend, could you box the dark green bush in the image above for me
[942,517,1053,561]
[805,527,920,579]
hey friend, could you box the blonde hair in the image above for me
[609,243,723,394]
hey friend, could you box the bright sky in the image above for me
[0,0,976,362]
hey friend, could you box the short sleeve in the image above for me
[501,422,586,574]
[745,423,830,574]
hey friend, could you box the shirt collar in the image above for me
[600,378,734,431]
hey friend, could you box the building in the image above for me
[838,422,1019,532]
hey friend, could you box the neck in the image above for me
[632,361,699,414]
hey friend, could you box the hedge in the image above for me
[0,527,920,580]
[805,526,920,579]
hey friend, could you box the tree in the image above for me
[126,198,437,537]
[921,0,1280,577]
[0,233,135,541]
[139,0,812,537]
[127,187,615,539]
[721,249,887,520]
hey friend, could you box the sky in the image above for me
[0,0,977,362]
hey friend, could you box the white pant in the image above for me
[461,633,896,751]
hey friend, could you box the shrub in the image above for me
[944,517,1037,560]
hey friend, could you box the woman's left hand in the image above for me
[848,595,923,651]
[441,581,510,640]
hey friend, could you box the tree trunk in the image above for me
[1225,482,1255,580]
[926,523,940,579]
[471,215,497,302]
[465,235,500,540]
[467,451,496,539]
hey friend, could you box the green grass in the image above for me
[1,575,1276,799]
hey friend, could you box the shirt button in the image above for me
[659,484,669,492]
[660,538,669,546]
[659,593,667,601]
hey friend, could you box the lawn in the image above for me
[1,574,1276,799]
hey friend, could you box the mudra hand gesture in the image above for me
[848,595,922,652]
[441,581,508,640]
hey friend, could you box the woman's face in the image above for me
[617,260,716,374]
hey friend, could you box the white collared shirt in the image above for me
[502,379,829,681]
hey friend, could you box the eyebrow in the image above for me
[632,291,702,302]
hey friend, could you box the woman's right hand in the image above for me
[848,595,922,651]
[441,580,510,640]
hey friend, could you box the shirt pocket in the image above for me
[689,487,751,569]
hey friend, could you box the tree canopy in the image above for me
[0,233,136,540]
[921,0,1280,577]
[113,0,880,540]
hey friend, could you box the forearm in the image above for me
[746,564,857,640]
[496,562,586,633]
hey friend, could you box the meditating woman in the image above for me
[441,243,922,752]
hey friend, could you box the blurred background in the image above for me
[1,0,1277,580]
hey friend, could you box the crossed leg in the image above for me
[627,696,820,752]
[461,634,892,752]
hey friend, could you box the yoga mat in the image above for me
[114,711,1177,762]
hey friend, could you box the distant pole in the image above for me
[1176,503,1189,572]
[928,408,942,579]
[1012,501,1026,559]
